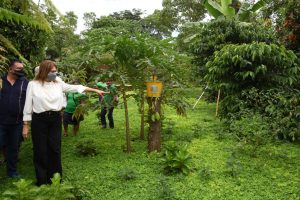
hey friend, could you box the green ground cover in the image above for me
[0,90,299,200]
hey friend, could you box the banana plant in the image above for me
[203,0,236,19]
[203,0,269,21]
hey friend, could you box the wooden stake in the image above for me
[216,89,220,116]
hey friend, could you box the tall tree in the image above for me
[83,12,96,29]
[100,34,191,152]
[46,11,81,60]
[145,0,207,37]
[143,9,178,38]
[109,9,144,21]
[162,0,207,23]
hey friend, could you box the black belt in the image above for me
[33,111,61,116]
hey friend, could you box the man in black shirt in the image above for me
[0,60,28,178]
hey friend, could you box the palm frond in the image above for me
[0,34,27,62]
[44,0,64,18]
[0,7,52,32]
[29,0,57,32]
[0,46,8,75]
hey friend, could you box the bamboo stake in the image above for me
[192,84,208,109]
[216,89,221,116]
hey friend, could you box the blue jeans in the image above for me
[0,123,22,176]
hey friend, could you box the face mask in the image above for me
[13,70,25,78]
[47,72,57,82]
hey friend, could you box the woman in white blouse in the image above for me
[22,60,105,186]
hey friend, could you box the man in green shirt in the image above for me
[97,79,118,129]
[63,92,86,136]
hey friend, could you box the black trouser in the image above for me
[31,111,62,186]
[100,107,114,128]
[0,123,22,176]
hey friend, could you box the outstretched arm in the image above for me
[84,87,108,96]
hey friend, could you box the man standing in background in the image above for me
[97,78,118,129]
[0,60,28,178]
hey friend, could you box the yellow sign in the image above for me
[146,76,163,97]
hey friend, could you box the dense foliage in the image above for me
[0,0,52,72]
[205,42,299,91]
[161,143,193,175]
[177,19,277,80]
[2,173,74,200]
[280,0,300,52]
[261,0,300,52]
[205,42,300,140]
[0,1,299,198]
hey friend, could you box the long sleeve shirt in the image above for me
[0,74,28,124]
[23,80,87,121]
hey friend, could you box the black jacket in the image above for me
[0,74,29,124]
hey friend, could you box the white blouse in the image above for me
[23,80,87,121]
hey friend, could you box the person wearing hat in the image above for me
[0,59,28,178]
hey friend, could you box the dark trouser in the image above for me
[0,123,22,176]
[31,111,62,186]
[100,107,114,128]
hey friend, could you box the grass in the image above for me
[0,91,299,200]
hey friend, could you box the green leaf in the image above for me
[221,0,235,18]
[250,0,267,12]
[203,0,223,18]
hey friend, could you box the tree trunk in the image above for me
[139,91,145,140]
[122,89,132,153]
[147,97,162,152]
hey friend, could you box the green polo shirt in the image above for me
[65,92,86,113]
[96,82,117,107]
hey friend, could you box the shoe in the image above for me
[8,172,21,179]
[101,125,107,129]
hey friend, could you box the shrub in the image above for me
[206,43,300,93]
[225,152,242,177]
[116,167,138,181]
[75,139,99,156]
[263,88,300,141]
[2,179,38,200]
[2,173,74,200]
[223,87,300,141]
[228,113,272,155]
[205,41,300,141]
[161,143,193,175]
[178,19,278,87]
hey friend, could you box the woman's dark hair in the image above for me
[35,60,57,83]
